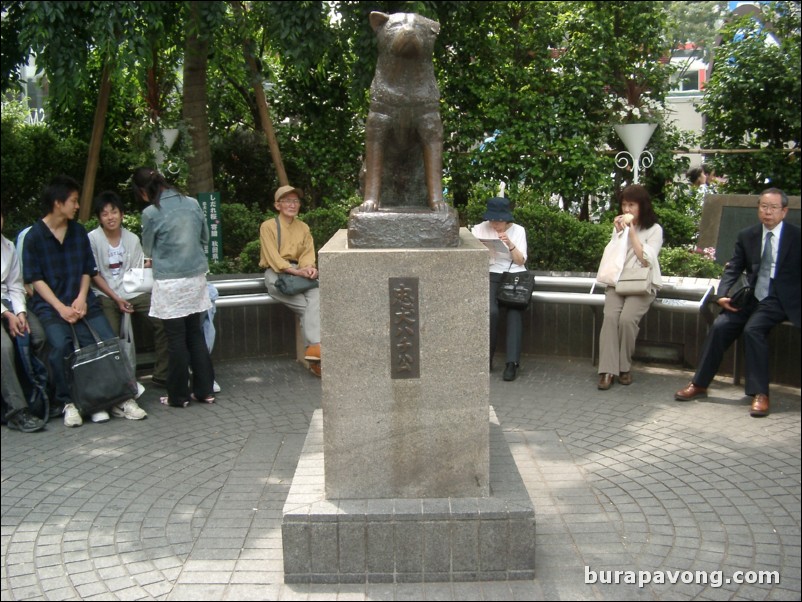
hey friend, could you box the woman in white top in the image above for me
[598,185,663,390]
[471,197,529,382]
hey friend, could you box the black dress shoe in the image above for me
[6,409,46,433]
[503,362,518,381]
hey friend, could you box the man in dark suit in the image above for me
[675,188,801,417]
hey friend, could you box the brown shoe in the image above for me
[598,373,613,390]
[305,343,321,361]
[750,394,769,417]
[309,363,321,378]
[618,371,632,385]
[675,382,707,401]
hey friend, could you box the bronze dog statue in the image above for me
[358,12,447,213]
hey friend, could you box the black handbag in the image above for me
[275,273,319,296]
[68,320,138,416]
[496,267,535,310]
[274,217,319,296]
[729,284,757,313]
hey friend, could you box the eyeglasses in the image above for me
[759,204,783,213]
[280,199,301,206]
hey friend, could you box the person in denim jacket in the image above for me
[135,168,215,408]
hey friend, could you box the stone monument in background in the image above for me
[282,12,535,584]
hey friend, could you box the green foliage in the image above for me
[654,206,698,248]
[660,246,724,278]
[11,0,795,279]
[236,239,263,274]
[465,182,610,272]
[220,203,264,259]
[0,112,144,237]
[699,4,801,194]
[301,203,355,254]
[514,203,610,272]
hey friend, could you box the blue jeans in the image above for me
[42,314,115,410]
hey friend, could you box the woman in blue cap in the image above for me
[471,197,529,381]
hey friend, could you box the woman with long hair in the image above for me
[133,167,215,407]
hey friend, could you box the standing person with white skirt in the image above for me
[134,167,215,408]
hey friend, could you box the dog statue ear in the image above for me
[370,11,390,32]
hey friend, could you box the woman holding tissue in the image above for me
[597,185,663,390]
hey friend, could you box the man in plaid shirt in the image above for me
[22,176,122,427]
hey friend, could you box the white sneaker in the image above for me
[63,403,83,428]
[135,382,146,399]
[111,399,147,420]
[213,380,221,393]
[91,410,110,423]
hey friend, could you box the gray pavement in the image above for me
[2,354,800,601]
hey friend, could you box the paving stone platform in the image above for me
[1,354,800,600]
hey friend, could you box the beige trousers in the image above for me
[598,288,655,375]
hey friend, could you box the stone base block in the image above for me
[347,206,460,248]
[281,408,535,584]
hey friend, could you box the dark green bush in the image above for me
[659,246,724,278]
[515,204,609,272]
[654,205,698,248]
[237,240,263,274]
[220,203,264,259]
[1,116,142,237]
[464,183,609,272]
[301,203,354,254]
[211,130,277,212]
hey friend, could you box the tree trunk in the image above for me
[79,62,112,222]
[246,55,288,186]
[232,1,287,186]
[183,1,214,196]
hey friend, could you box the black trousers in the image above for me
[489,272,524,364]
[162,311,215,404]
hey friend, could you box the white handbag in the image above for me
[596,227,628,286]
[123,256,153,294]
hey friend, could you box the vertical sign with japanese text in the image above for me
[198,192,222,264]
[389,277,420,379]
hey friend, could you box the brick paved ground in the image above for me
[2,355,800,600]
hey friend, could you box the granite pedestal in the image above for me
[281,228,536,582]
[282,409,536,583]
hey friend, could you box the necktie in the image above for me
[755,232,773,301]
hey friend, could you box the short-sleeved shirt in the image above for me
[22,219,101,324]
